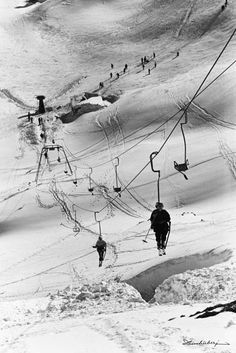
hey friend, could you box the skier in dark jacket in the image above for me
[150,202,171,256]
[93,236,107,267]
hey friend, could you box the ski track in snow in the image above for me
[88,318,137,353]
[0,88,35,110]
[186,99,236,179]
[175,0,196,38]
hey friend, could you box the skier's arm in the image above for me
[150,211,155,228]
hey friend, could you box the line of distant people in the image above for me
[96,0,231,90]
[97,49,181,89]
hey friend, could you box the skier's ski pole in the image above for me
[165,223,171,249]
[143,226,151,243]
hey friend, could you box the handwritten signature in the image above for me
[183,338,230,347]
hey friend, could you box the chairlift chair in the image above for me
[94,212,102,237]
[174,111,189,180]
[73,166,78,186]
[72,204,80,233]
[88,168,94,194]
[57,147,61,163]
[150,151,161,203]
[113,157,121,196]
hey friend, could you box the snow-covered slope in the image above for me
[0,0,236,352]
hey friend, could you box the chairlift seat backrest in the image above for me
[113,187,121,192]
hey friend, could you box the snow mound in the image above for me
[45,280,147,318]
[0,281,147,331]
[154,262,236,304]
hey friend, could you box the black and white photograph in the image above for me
[0,0,236,352]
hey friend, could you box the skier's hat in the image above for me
[155,202,163,208]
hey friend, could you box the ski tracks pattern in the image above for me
[0,88,34,110]
[184,98,236,179]
[87,318,138,353]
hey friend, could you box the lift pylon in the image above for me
[35,144,73,184]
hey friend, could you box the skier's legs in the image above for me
[155,231,161,249]
[98,250,103,261]
[160,224,168,249]
[98,249,106,261]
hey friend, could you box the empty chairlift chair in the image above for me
[72,204,80,233]
[174,111,189,180]
[113,157,121,196]
[88,168,94,194]
[149,151,161,202]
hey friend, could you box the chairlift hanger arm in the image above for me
[149,152,161,202]
[180,111,188,162]
[150,151,160,174]
[61,148,73,175]
[35,148,45,183]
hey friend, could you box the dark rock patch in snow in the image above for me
[190,300,236,319]
[15,0,46,9]
[59,103,104,124]
[125,248,232,302]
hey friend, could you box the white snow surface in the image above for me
[0,0,236,352]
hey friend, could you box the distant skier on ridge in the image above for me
[93,235,107,267]
[150,202,171,256]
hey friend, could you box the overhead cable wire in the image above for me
[65,58,236,172]
[60,55,236,216]
[96,28,236,214]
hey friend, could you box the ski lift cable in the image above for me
[96,29,236,214]
[42,33,236,223]
[37,54,236,230]
[59,54,236,217]
[58,54,236,177]
[64,58,236,174]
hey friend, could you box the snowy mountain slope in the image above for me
[0,0,236,352]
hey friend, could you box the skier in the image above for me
[153,52,156,58]
[110,72,113,78]
[148,68,151,75]
[116,73,120,79]
[111,63,114,69]
[150,202,171,256]
[154,61,157,68]
[93,235,107,267]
